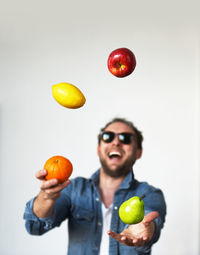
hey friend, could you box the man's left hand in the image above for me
[107,211,159,246]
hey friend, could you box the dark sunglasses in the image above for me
[100,131,135,144]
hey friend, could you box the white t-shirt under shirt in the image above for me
[99,203,113,255]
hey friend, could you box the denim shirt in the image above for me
[24,169,166,255]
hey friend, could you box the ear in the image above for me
[136,149,142,159]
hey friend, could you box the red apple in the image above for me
[107,48,136,78]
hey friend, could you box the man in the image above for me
[24,117,166,255]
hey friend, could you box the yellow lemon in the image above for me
[52,82,86,109]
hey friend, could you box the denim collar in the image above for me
[90,168,135,190]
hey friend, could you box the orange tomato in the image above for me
[44,155,73,183]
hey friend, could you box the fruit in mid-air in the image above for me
[52,82,86,109]
[107,48,136,78]
[119,195,145,224]
[44,155,73,183]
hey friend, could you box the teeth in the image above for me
[109,151,121,157]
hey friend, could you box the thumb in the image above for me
[143,211,159,226]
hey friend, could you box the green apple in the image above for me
[119,195,145,224]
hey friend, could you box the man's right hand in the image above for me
[33,170,71,218]
[35,169,71,200]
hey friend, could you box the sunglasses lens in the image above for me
[101,132,114,143]
[118,133,133,144]
[101,132,134,144]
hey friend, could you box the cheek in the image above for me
[99,145,111,160]
[126,146,138,157]
[97,144,106,157]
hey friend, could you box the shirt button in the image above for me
[96,197,99,201]
[98,221,102,226]
[45,223,52,229]
[114,206,118,210]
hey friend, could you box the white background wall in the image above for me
[0,0,199,254]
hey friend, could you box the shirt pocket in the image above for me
[72,205,94,222]
[69,206,95,241]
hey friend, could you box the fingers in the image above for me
[40,178,59,190]
[35,169,47,180]
[107,231,131,246]
[121,235,137,246]
[143,211,159,226]
[35,169,71,189]
[131,237,148,246]
[107,231,147,247]
[40,179,71,200]
[107,231,120,240]
[41,179,70,190]
[107,231,126,243]
[35,169,71,200]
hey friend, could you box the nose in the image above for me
[112,134,121,146]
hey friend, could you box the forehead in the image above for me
[104,122,135,133]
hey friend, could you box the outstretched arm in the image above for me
[108,211,159,246]
[24,169,71,235]
[33,169,70,218]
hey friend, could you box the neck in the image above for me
[99,168,125,208]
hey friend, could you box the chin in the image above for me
[102,165,131,178]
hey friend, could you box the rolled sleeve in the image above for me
[23,198,56,235]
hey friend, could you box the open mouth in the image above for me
[108,151,122,159]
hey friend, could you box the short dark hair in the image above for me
[98,117,143,149]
